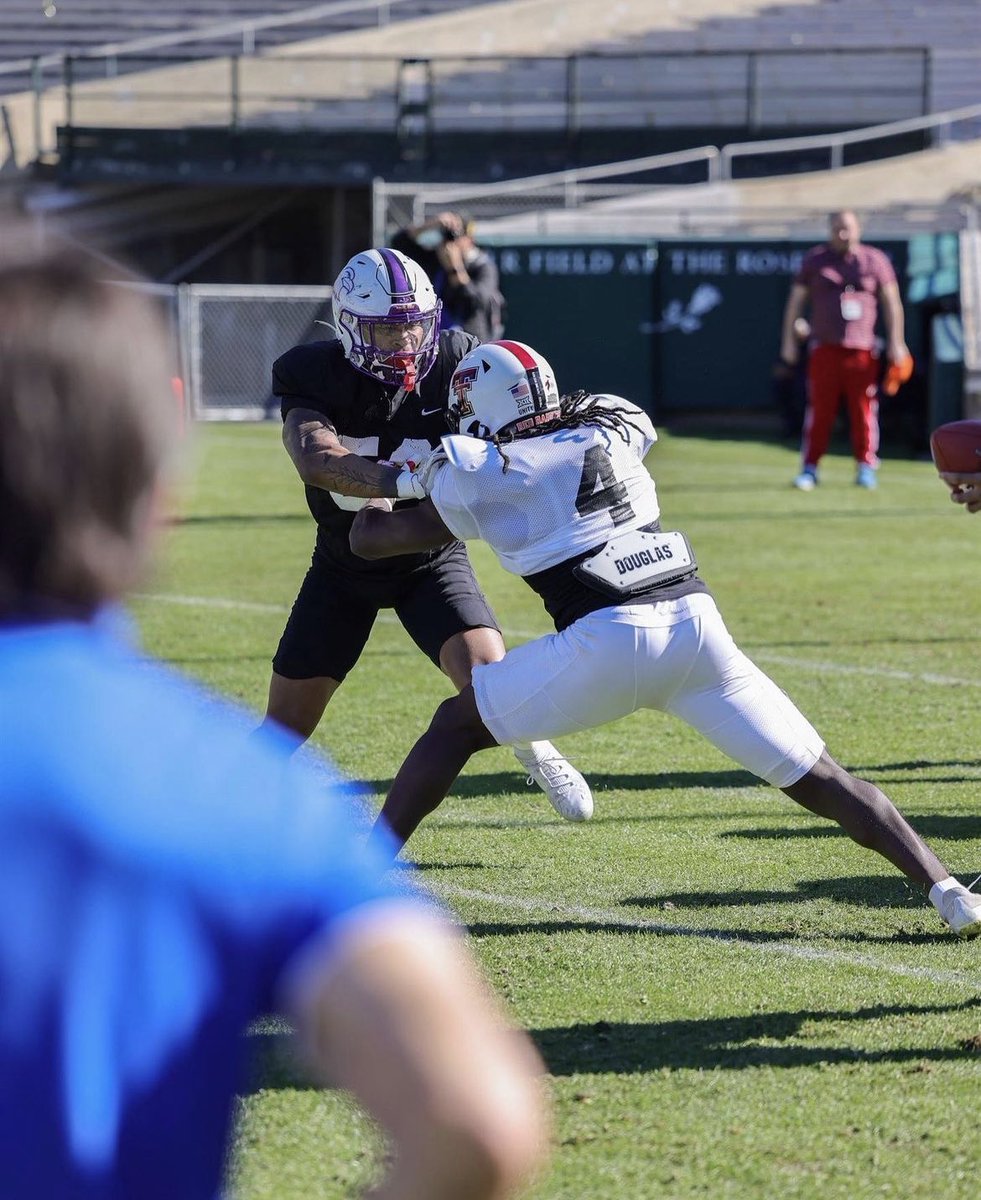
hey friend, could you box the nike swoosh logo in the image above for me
[420,406,444,416]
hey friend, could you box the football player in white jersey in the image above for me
[349,340,981,938]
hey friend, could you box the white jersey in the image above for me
[430,395,661,577]
[431,396,822,792]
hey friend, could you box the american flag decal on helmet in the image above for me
[494,340,549,413]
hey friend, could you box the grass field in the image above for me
[134,422,981,1199]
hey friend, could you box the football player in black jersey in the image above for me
[261,247,593,821]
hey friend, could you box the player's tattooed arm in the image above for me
[282,407,400,498]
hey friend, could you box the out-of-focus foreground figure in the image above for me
[0,229,548,1200]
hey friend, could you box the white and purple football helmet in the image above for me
[331,247,441,389]
[448,341,560,438]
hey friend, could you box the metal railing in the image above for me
[0,0,412,80]
[372,147,722,241]
[719,99,981,178]
[372,97,981,245]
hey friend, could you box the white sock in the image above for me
[512,741,551,764]
[929,877,961,911]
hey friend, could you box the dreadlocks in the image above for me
[492,390,649,472]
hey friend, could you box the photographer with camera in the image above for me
[393,210,506,341]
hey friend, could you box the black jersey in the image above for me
[274,329,478,575]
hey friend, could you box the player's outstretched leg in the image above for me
[512,741,593,822]
[783,749,981,938]
[376,687,496,851]
[438,627,593,822]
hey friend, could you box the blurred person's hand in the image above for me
[793,317,811,342]
[436,211,467,239]
[436,236,468,276]
[887,338,911,365]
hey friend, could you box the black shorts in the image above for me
[272,542,501,682]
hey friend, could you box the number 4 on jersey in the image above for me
[575,445,634,526]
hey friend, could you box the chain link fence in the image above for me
[119,282,333,420]
[182,284,332,419]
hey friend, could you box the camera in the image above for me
[415,222,457,251]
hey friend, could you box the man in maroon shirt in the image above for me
[780,210,910,490]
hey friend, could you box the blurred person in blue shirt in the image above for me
[0,232,548,1200]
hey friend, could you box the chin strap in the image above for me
[386,383,411,419]
[381,356,418,419]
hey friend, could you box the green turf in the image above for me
[133,423,981,1200]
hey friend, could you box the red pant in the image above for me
[801,344,880,468]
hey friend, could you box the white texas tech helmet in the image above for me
[448,340,560,438]
[331,247,441,388]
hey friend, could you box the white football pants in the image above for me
[471,592,823,789]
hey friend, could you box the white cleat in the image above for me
[938,886,981,938]
[513,742,593,822]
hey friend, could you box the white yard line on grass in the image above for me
[439,884,981,989]
[136,591,981,689]
[751,651,980,688]
[134,592,286,614]
[137,589,981,985]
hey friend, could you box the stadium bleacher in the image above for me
[3,0,980,151]
[0,0,490,93]
[0,0,489,58]
[592,0,981,112]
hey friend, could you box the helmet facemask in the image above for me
[343,307,441,390]
[333,248,442,390]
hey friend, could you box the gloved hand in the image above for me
[394,465,427,501]
[413,446,449,493]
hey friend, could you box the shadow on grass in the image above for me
[622,874,921,912]
[722,813,981,841]
[533,997,981,1075]
[172,513,307,526]
[242,997,981,1093]
[340,763,981,802]
[465,907,953,948]
[414,860,486,872]
[467,919,794,946]
[350,767,763,801]
[851,758,981,772]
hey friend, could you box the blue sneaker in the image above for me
[793,467,818,491]
[856,464,878,489]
